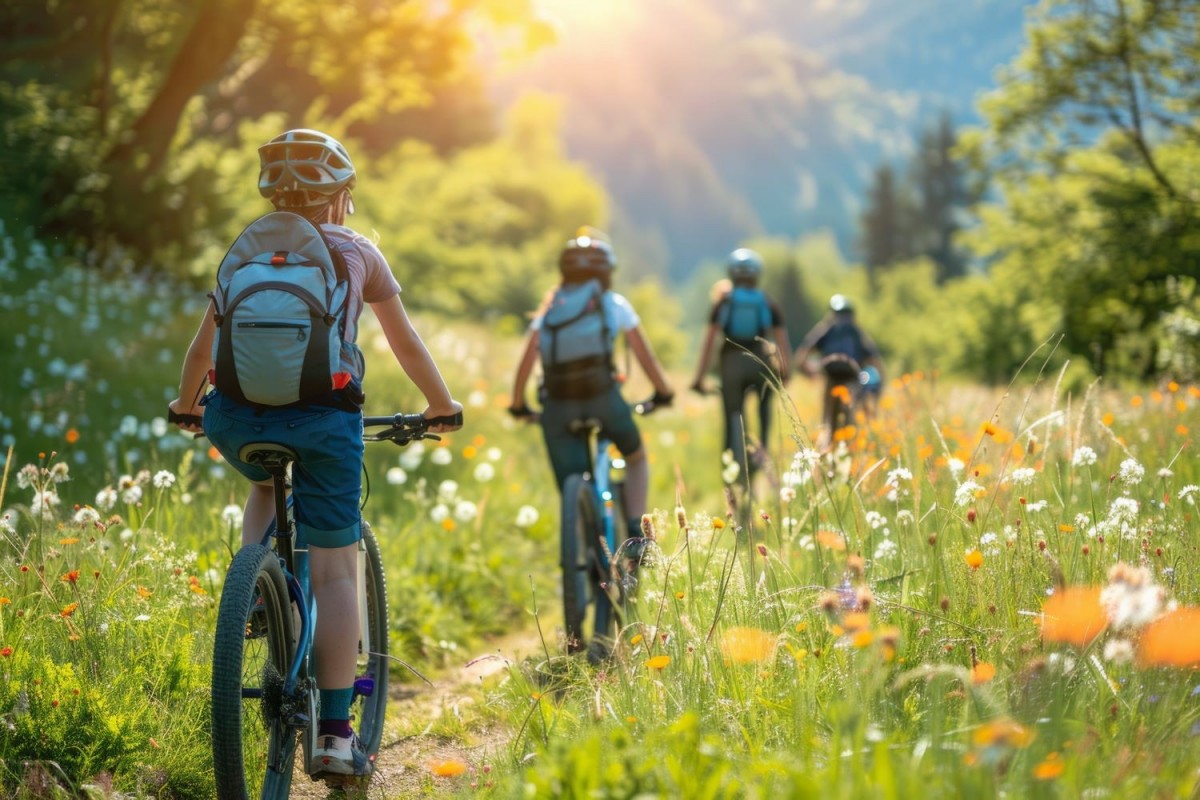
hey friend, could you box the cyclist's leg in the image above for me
[539,399,591,491]
[287,408,369,774]
[599,388,646,536]
[719,348,752,474]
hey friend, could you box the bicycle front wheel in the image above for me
[212,543,298,800]
[354,521,389,757]
[560,473,599,654]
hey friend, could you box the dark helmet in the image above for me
[560,227,617,277]
[258,129,356,208]
[830,294,854,314]
[727,248,764,282]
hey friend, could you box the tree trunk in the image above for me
[104,0,255,179]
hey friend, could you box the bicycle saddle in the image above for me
[567,417,604,435]
[238,442,300,475]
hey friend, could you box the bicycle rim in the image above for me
[212,544,298,800]
[354,522,389,758]
[560,474,596,653]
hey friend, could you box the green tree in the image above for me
[859,164,908,284]
[961,0,1200,381]
[909,112,973,283]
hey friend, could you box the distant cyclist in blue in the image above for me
[793,294,884,438]
[690,248,790,476]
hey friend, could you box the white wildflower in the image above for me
[95,487,118,512]
[797,535,815,551]
[467,389,488,407]
[473,462,496,483]
[119,528,134,542]
[134,614,151,622]
[0,511,15,536]
[1178,485,1199,505]
[454,500,478,523]
[793,449,822,470]
[721,460,740,485]
[486,447,502,462]
[398,441,425,470]
[151,417,169,438]
[865,510,887,530]
[16,464,39,490]
[1117,458,1144,486]
[515,505,540,529]
[152,470,176,489]
[121,485,143,505]
[429,504,450,523]
[221,504,244,527]
[1157,467,1174,479]
[49,462,70,484]
[437,480,459,501]
[873,538,898,560]
[1103,638,1135,665]
[385,467,407,485]
[947,458,965,478]
[895,509,914,525]
[73,506,101,525]
[430,448,453,466]
[1101,565,1164,630]
[779,486,797,504]
[31,490,59,519]
[1010,467,1036,486]
[1025,500,1048,513]
[1071,446,1097,467]
[954,480,983,507]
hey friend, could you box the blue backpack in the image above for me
[716,286,773,345]
[210,212,351,407]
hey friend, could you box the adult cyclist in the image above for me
[793,294,883,445]
[690,248,789,477]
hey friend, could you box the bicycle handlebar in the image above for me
[510,396,667,424]
[168,407,463,448]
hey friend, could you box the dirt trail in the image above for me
[291,627,548,798]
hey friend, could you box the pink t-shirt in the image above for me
[322,224,402,383]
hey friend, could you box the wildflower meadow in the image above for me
[3,233,1200,799]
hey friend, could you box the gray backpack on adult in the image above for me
[210,212,351,407]
[538,279,615,400]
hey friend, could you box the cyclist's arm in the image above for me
[510,329,540,411]
[370,294,462,431]
[168,300,216,433]
[690,324,719,388]
[792,320,829,377]
[627,326,673,399]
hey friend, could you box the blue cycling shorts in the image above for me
[202,391,364,548]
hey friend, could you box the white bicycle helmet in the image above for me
[258,129,356,208]
[727,248,764,282]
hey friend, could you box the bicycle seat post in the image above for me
[237,442,300,567]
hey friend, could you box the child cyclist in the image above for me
[690,248,790,476]
[168,129,462,776]
[508,229,674,651]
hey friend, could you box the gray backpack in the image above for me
[538,279,615,400]
[210,212,351,407]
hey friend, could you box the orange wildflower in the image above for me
[972,718,1034,749]
[461,445,477,459]
[971,661,996,685]
[1033,752,1065,780]
[964,550,984,570]
[816,530,846,551]
[718,627,777,664]
[65,428,80,444]
[1136,607,1200,668]
[58,537,80,546]
[441,518,456,532]
[1039,586,1107,647]
[712,517,726,530]
[61,570,80,584]
[136,586,152,599]
[0,646,12,657]
[1101,412,1115,427]
[427,759,468,778]
[645,655,671,670]
[841,612,870,632]
[61,602,79,617]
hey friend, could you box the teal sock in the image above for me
[320,687,354,723]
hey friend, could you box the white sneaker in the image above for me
[310,732,370,776]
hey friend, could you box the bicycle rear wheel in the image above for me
[212,543,298,799]
[560,474,599,654]
[353,521,389,757]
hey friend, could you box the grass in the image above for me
[3,237,1200,798]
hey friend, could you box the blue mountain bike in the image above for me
[191,411,456,798]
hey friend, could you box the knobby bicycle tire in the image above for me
[354,521,389,756]
[212,543,298,799]
[560,474,598,654]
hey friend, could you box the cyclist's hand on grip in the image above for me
[689,380,708,396]
[652,390,675,408]
[423,400,464,433]
[509,404,537,421]
[167,398,204,434]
